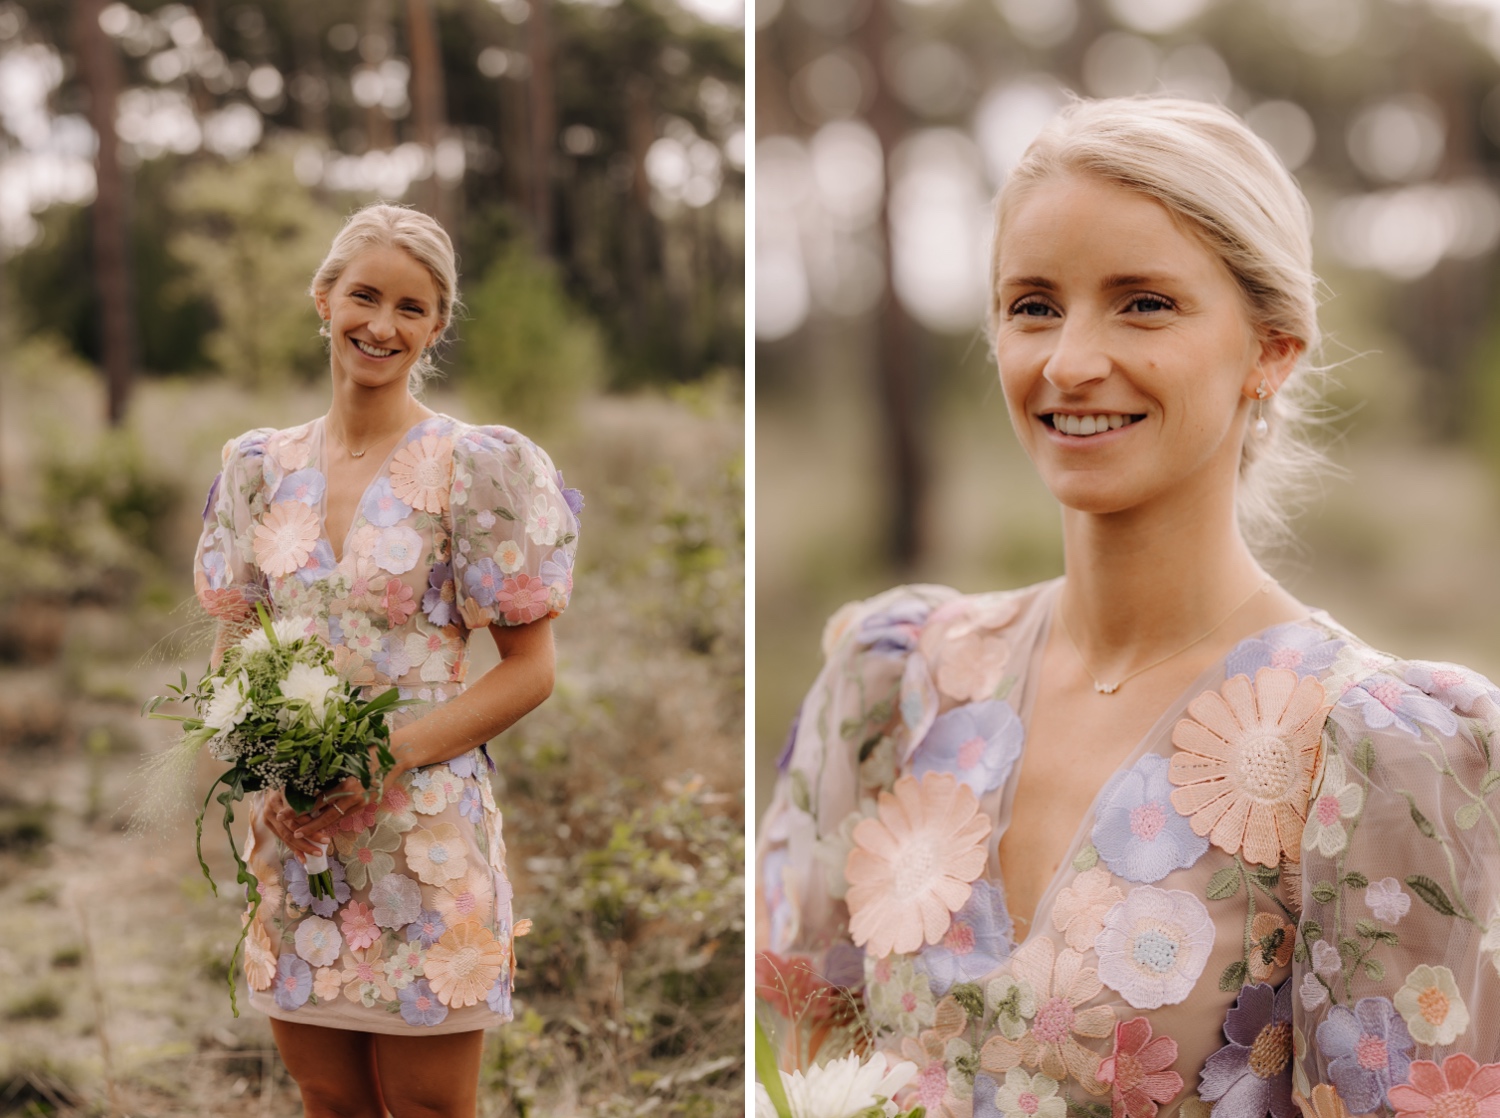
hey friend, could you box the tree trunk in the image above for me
[405,0,450,226]
[74,0,134,426]
[527,0,556,254]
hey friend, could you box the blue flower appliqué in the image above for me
[1316,997,1413,1114]
[1339,676,1460,740]
[1091,753,1210,883]
[1227,622,1344,680]
[914,879,1014,996]
[910,700,1024,796]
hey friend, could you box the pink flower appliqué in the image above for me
[1051,867,1124,952]
[497,573,551,625]
[1098,1017,1184,1118]
[1388,1055,1500,1118]
[1169,668,1330,866]
[339,900,381,951]
[979,937,1116,1093]
[845,773,992,958]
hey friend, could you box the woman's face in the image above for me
[993,173,1296,523]
[314,243,444,393]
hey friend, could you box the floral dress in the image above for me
[757,579,1500,1118]
[194,414,581,1034]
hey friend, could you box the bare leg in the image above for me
[372,1029,485,1118]
[269,1018,386,1118]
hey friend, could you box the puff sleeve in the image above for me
[1293,658,1500,1107]
[193,429,273,623]
[448,424,581,630]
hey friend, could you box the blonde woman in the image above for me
[757,99,1500,1117]
[194,204,581,1117]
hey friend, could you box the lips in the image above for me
[353,338,398,358]
[1044,412,1144,437]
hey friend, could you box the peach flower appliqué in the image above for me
[1389,1055,1500,1118]
[1051,866,1124,952]
[425,921,507,1008]
[979,937,1116,1094]
[1169,667,1329,866]
[845,772,992,958]
[253,500,321,578]
[389,434,454,514]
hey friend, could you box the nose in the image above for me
[368,304,396,340]
[1042,314,1112,392]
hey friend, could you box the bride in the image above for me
[757,97,1500,1118]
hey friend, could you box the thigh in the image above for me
[269,1017,385,1118]
[372,1029,485,1118]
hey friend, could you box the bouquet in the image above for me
[144,604,405,1011]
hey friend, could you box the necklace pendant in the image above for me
[350,449,366,458]
[1095,681,1120,695]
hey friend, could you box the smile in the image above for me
[353,339,398,358]
[1044,413,1144,437]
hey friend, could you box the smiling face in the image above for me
[993,172,1298,523]
[314,243,445,392]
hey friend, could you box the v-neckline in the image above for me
[996,579,1321,949]
[316,414,439,564]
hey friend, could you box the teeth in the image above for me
[1052,413,1137,436]
[354,339,395,358]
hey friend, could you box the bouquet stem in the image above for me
[304,843,335,899]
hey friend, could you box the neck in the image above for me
[1057,476,1284,677]
[327,375,420,447]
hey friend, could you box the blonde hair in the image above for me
[310,203,460,393]
[990,96,1331,551]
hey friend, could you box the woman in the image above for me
[194,203,581,1117]
[757,98,1500,1118]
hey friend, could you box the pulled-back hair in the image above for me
[990,96,1331,550]
[310,203,460,394]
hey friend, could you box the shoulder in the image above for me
[820,580,1050,662]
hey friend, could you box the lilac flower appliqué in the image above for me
[914,879,1014,996]
[1227,623,1345,680]
[202,549,230,590]
[1340,675,1460,739]
[540,548,574,594]
[1092,753,1210,884]
[273,954,313,1011]
[296,539,338,585]
[911,701,1024,797]
[284,856,350,917]
[1200,981,1296,1118]
[464,558,504,607]
[399,978,449,1026]
[856,600,934,656]
[777,704,802,774]
[487,970,513,1016]
[273,468,326,508]
[448,750,479,780]
[1404,662,1500,717]
[423,561,457,627]
[555,469,585,520]
[407,908,449,948]
[360,477,413,528]
[201,472,222,522]
[458,785,483,824]
[1315,997,1413,1114]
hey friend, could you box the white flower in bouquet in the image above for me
[280,662,340,723]
[238,618,308,655]
[202,671,252,733]
[756,1052,918,1118]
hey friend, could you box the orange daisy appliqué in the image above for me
[389,434,454,514]
[424,921,508,1008]
[253,500,321,578]
[1169,667,1330,867]
[844,772,991,958]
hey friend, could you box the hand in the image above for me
[291,770,390,846]
[256,788,327,860]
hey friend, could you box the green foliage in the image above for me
[31,430,180,561]
[457,242,606,431]
[169,148,343,387]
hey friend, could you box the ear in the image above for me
[313,291,330,321]
[1244,333,1304,399]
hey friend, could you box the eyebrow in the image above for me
[999,273,1177,292]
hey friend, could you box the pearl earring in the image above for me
[1253,380,1270,438]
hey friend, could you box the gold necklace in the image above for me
[325,411,416,459]
[1058,578,1275,695]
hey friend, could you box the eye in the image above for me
[1008,297,1056,319]
[1126,293,1175,314]
[353,291,374,302]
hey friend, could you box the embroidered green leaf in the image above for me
[1293,942,1309,964]
[496,506,517,521]
[1363,958,1385,981]
[1402,793,1437,839]
[1072,845,1099,872]
[1339,937,1361,961]
[1355,919,1382,939]
[1206,867,1242,901]
[1248,863,1281,888]
[1066,1102,1111,1118]
[790,771,811,815]
[1477,723,1493,767]
[1300,919,1323,942]
[1342,871,1368,889]
[1312,881,1338,904]
[995,677,1017,702]
[1354,738,1377,775]
[1218,959,1249,992]
[858,736,883,763]
[950,983,985,1022]
[868,699,895,728]
[1407,874,1458,917]
[1456,802,1483,831]
[1481,771,1500,795]
[839,717,862,742]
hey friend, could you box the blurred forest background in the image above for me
[0,0,744,1114]
[755,0,1500,816]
